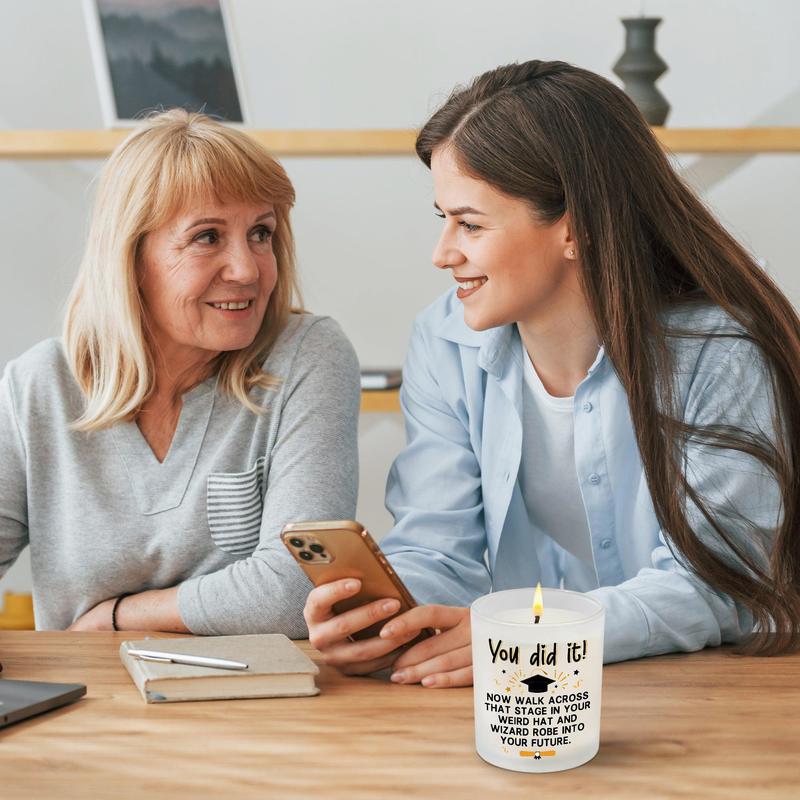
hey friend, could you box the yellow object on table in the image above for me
[360,389,400,413]
[0,591,35,630]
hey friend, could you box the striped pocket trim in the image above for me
[206,457,265,556]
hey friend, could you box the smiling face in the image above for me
[137,198,278,376]
[430,146,582,332]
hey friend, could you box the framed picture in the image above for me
[83,0,248,127]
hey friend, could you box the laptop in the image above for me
[0,679,86,729]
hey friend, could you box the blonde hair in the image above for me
[64,109,301,431]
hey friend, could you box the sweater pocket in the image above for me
[206,457,266,556]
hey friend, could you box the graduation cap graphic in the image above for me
[520,673,556,693]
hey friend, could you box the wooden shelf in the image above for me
[0,129,417,159]
[360,389,400,413]
[654,127,800,153]
[2,128,800,159]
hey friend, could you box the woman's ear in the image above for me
[559,212,579,260]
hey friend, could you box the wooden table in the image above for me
[1,632,798,799]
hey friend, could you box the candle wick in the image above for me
[534,615,540,624]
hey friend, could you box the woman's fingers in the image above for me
[319,626,421,669]
[420,665,474,689]
[304,578,403,651]
[391,620,471,670]
[379,604,467,640]
[376,604,472,685]
[304,595,474,684]
[308,595,402,651]
[390,644,473,686]
[303,578,361,625]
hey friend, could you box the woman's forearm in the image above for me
[115,586,189,633]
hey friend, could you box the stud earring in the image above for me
[568,249,576,258]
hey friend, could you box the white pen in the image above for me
[127,648,249,671]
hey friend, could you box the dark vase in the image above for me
[613,17,670,126]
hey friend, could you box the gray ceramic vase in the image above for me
[613,17,670,125]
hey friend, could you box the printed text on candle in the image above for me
[482,637,599,756]
[489,639,588,665]
[484,692,589,747]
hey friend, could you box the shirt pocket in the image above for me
[206,457,266,557]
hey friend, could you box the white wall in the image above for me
[2,0,799,594]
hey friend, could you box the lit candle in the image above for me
[494,606,585,625]
[471,587,605,773]
[493,582,584,625]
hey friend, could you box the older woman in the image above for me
[0,110,360,635]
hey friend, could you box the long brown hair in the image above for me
[416,60,800,655]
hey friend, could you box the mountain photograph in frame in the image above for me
[84,0,246,126]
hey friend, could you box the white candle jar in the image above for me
[471,587,605,773]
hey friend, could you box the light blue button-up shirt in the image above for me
[383,289,779,663]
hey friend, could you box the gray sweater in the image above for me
[0,314,360,635]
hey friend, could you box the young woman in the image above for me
[304,60,800,685]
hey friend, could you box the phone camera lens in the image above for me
[289,538,304,548]
[299,551,313,561]
[309,544,325,554]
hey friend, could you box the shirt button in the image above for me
[582,401,593,412]
[600,538,613,550]
[589,473,601,485]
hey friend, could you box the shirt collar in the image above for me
[436,300,609,380]
[435,303,519,377]
[586,344,607,376]
[435,302,484,345]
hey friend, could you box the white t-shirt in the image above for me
[518,346,595,573]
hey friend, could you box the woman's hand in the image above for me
[303,578,473,686]
[67,598,117,631]
[304,579,421,674]
[383,605,472,688]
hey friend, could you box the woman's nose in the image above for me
[431,228,465,271]
[220,240,260,283]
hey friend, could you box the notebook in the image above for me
[119,634,319,703]
[360,368,402,390]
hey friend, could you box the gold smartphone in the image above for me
[282,520,433,643]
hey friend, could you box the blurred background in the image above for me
[1,0,799,597]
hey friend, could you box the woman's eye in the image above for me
[435,212,480,232]
[194,229,219,245]
[458,220,481,233]
[249,225,273,243]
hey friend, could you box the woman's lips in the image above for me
[455,277,488,300]
[205,298,255,318]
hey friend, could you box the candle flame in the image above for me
[532,582,544,620]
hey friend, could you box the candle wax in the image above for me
[494,607,585,625]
